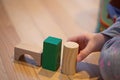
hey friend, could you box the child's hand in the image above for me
[68,33,109,62]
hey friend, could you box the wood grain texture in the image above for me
[0,0,101,80]
[61,42,79,75]
[14,43,42,66]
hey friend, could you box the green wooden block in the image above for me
[42,36,62,71]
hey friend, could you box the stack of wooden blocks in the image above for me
[14,36,79,75]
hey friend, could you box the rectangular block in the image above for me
[42,36,62,71]
[14,43,42,66]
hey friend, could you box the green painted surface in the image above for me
[42,36,62,71]
[101,0,113,26]
[96,0,113,32]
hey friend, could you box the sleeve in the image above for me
[101,17,120,37]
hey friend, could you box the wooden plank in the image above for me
[41,0,84,37]
[35,68,70,80]
[0,55,9,80]
[1,0,69,80]
[2,0,44,46]
[56,0,100,32]
[0,0,43,80]
[0,1,20,80]
[21,0,67,41]
[0,0,101,80]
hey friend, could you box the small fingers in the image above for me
[77,51,90,62]
[67,36,79,42]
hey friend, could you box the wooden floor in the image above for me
[0,0,102,80]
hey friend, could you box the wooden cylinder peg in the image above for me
[61,41,79,75]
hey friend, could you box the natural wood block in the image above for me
[61,42,79,75]
[42,36,62,71]
[14,43,42,66]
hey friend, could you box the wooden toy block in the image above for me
[42,36,62,71]
[61,42,79,75]
[14,43,42,66]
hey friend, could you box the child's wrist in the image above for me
[99,33,111,42]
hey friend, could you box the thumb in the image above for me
[77,50,90,62]
[77,38,97,62]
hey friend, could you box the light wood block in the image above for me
[14,43,42,66]
[61,41,79,75]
